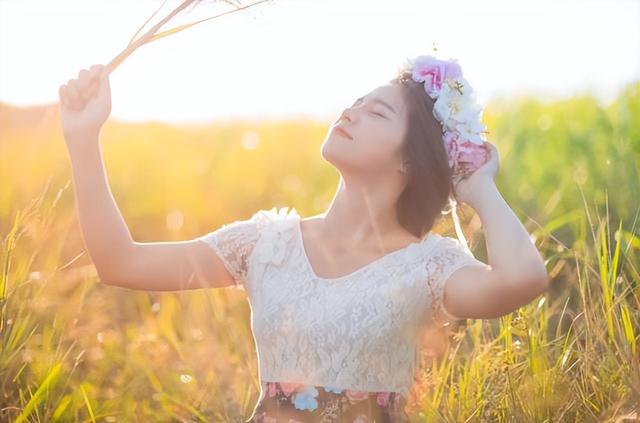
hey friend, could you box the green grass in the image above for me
[0,81,638,421]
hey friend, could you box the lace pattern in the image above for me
[198,206,487,400]
[425,236,486,323]
[197,207,298,290]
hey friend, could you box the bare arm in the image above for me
[443,143,550,319]
[66,137,236,291]
[443,179,549,319]
[60,65,235,291]
[65,134,134,282]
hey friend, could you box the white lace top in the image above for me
[197,206,486,398]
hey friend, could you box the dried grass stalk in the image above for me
[98,0,273,79]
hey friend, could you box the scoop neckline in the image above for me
[294,215,436,282]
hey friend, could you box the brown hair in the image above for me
[389,69,456,239]
[389,69,470,403]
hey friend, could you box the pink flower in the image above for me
[353,414,370,423]
[376,391,391,406]
[255,411,276,423]
[459,140,488,167]
[443,130,461,168]
[345,389,369,402]
[279,382,303,398]
[267,382,277,397]
[443,130,490,176]
[411,55,463,97]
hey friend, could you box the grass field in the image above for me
[1,81,639,422]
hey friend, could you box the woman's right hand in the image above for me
[58,64,112,146]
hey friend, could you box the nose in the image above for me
[336,98,364,125]
[339,108,354,124]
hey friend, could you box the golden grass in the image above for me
[0,81,639,421]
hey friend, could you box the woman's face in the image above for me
[321,83,409,179]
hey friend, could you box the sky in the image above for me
[0,0,638,124]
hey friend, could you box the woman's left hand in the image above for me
[452,141,500,207]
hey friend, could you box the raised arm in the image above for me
[59,64,237,291]
[439,143,549,320]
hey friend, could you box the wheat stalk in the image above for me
[100,0,273,77]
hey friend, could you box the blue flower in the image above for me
[323,385,343,394]
[292,386,319,411]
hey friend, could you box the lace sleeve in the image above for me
[426,236,486,324]
[196,210,269,290]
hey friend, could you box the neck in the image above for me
[319,176,407,249]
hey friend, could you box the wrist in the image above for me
[64,131,102,158]
[64,127,101,141]
[466,178,498,210]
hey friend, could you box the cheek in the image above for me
[367,123,404,152]
[355,133,403,167]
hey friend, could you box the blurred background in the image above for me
[1,0,639,421]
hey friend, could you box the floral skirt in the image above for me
[245,381,410,423]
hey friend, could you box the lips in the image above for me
[334,125,353,140]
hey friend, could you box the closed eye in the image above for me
[351,97,388,119]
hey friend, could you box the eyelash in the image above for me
[352,98,386,118]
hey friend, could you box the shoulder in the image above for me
[201,206,298,240]
[429,234,485,270]
[420,233,481,266]
[436,235,469,252]
[416,232,452,256]
[422,233,470,252]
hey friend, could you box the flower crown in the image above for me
[401,54,490,179]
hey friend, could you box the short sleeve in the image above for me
[196,210,267,290]
[425,236,486,324]
[196,206,298,290]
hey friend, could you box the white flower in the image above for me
[454,118,487,145]
[406,54,489,176]
[432,77,485,143]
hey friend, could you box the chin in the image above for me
[320,137,349,168]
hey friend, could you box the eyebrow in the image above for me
[356,95,398,116]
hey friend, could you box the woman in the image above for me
[58,56,549,423]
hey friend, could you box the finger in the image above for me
[489,143,498,158]
[77,69,92,101]
[97,67,111,102]
[59,84,71,109]
[86,79,99,101]
[493,144,500,165]
[484,142,495,155]
[87,65,106,100]
[89,64,104,77]
[66,79,83,110]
